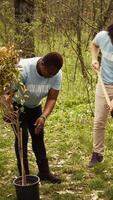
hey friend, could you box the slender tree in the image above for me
[14,0,35,57]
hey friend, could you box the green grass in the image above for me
[0,38,113,199]
[0,99,113,200]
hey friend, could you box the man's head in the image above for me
[39,52,63,78]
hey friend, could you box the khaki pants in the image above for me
[93,82,113,155]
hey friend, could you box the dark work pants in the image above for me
[14,104,47,175]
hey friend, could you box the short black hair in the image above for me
[42,52,63,70]
[107,23,113,44]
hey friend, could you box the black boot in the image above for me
[88,152,103,168]
[37,159,61,184]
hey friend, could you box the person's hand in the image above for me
[105,100,113,112]
[34,116,45,134]
[92,60,100,72]
[109,100,113,112]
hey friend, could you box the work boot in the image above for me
[37,159,61,184]
[88,152,103,168]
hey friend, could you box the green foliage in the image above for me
[0,46,19,95]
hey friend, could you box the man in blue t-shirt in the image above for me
[88,24,113,168]
[8,52,63,183]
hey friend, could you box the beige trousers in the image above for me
[93,82,113,155]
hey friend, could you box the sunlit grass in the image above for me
[0,98,113,199]
[0,39,113,199]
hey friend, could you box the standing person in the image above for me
[88,24,113,168]
[10,52,63,183]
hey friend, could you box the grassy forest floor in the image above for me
[0,89,113,200]
[0,40,113,199]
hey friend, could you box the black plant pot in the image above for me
[13,175,40,200]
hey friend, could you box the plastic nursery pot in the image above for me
[13,175,40,200]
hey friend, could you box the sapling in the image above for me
[0,45,27,186]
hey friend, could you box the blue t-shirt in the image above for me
[14,57,62,108]
[93,31,113,84]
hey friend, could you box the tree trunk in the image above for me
[14,0,35,57]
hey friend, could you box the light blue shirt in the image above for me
[93,31,113,84]
[14,57,62,108]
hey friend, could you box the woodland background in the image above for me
[0,1,113,199]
